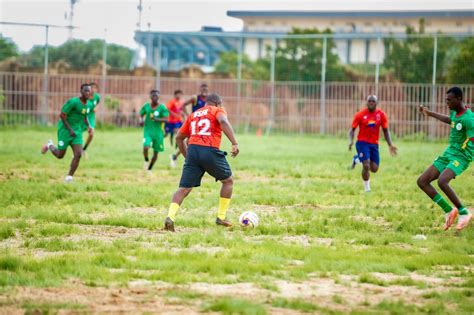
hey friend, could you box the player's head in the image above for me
[150,89,160,103]
[174,89,183,100]
[80,83,92,99]
[206,93,222,107]
[199,84,208,97]
[366,95,378,111]
[446,87,463,110]
[88,82,98,98]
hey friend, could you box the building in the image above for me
[135,10,474,70]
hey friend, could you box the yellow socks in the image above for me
[167,203,180,222]
[217,197,231,220]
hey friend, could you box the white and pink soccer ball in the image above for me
[239,211,259,228]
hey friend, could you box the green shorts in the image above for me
[143,133,164,152]
[433,150,470,177]
[57,127,83,150]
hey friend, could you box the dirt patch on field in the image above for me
[282,235,333,247]
[351,215,391,229]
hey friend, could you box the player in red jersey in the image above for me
[164,93,239,231]
[165,90,185,168]
[349,95,397,192]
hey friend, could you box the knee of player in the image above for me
[416,176,426,188]
[362,163,370,171]
[221,176,233,185]
[437,177,450,188]
[370,165,379,173]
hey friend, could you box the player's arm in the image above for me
[382,128,397,156]
[84,116,92,135]
[348,128,356,151]
[138,105,146,126]
[152,105,169,123]
[419,105,451,124]
[217,112,239,158]
[59,100,76,137]
[181,96,196,115]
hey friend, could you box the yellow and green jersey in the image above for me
[447,108,474,161]
[140,102,169,136]
[58,97,89,133]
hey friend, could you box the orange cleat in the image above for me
[443,208,458,231]
[456,213,472,232]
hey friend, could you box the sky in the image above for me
[1,0,473,52]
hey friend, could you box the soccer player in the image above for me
[182,83,208,114]
[164,93,239,232]
[139,90,169,173]
[165,90,185,168]
[349,95,397,192]
[82,82,100,158]
[41,83,92,183]
[417,87,473,231]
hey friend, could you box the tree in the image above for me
[383,19,454,83]
[214,51,269,81]
[0,34,19,61]
[22,39,133,70]
[446,37,474,84]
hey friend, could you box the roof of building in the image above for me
[227,10,474,18]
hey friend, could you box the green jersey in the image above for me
[140,102,169,135]
[447,108,474,161]
[58,97,89,133]
[87,93,100,118]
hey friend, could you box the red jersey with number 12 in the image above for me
[351,108,388,144]
[180,105,226,149]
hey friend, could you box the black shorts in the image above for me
[179,144,232,188]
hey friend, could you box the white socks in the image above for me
[363,180,371,192]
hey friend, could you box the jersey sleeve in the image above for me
[95,94,101,104]
[351,112,361,129]
[61,99,74,114]
[466,117,474,139]
[179,117,191,137]
[381,111,389,129]
[159,104,169,118]
[139,104,146,116]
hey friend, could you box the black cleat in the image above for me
[164,217,175,232]
[215,217,232,227]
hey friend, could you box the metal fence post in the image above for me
[41,25,49,124]
[430,35,438,140]
[101,29,107,123]
[266,37,277,136]
[375,35,381,95]
[156,34,162,90]
[237,36,244,133]
[319,36,327,134]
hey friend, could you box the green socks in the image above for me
[458,206,470,215]
[432,193,453,214]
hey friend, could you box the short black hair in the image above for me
[447,87,463,100]
[150,89,160,95]
[200,83,208,88]
[174,89,183,95]
[80,83,91,90]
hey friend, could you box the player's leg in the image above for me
[42,129,69,159]
[83,128,94,151]
[369,144,379,173]
[417,163,457,230]
[356,141,371,192]
[165,145,205,231]
[148,151,158,171]
[143,134,152,170]
[149,135,164,172]
[439,161,472,231]
[65,144,83,182]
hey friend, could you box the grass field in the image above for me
[0,127,473,314]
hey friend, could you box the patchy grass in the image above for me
[0,128,473,313]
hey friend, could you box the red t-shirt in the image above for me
[351,108,388,145]
[166,98,184,124]
[180,105,226,149]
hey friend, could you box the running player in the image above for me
[164,93,239,232]
[165,90,185,168]
[41,83,92,183]
[139,90,169,173]
[82,82,100,158]
[349,95,397,192]
[417,87,473,231]
[182,83,208,114]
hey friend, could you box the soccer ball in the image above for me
[239,211,259,228]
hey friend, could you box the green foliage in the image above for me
[214,51,269,81]
[272,298,318,312]
[22,39,133,70]
[446,37,474,84]
[0,33,19,61]
[104,95,121,111]
[203,297,267,315]
[383,19,455,83]
[274,28,346,81]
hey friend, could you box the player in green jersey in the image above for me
[417,87,473,232]
[41,83,92,183]
[139,90,169,173]
[82,82,100,158]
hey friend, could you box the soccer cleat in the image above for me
[169,154,177,168]
[443,208,458,231]
[456,213,472,231]
[350,154,360,169]
[164,217,175,232]
[82,150,88,160]
[215,217,232,227]
[143,161,150,170]
[64,175,73,183]
[41,144,49,154]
